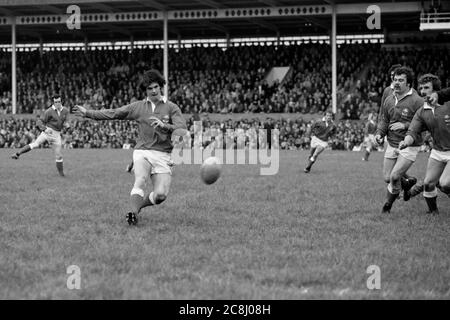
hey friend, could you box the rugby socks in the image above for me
[408,184,424,198]
[424,197,438,214]
[309,147,316,159]
[305,158,315,171]
[423,189,439,214]
[56,159,64,176]
[130,188,145,214]
[400,176,409,190]
[386,184,400,205]
[15,144,31,157]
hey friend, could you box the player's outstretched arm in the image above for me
[73,104,134,121]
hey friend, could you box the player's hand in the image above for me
[375,134,384,145]
[148,116,166,129]
[44,128,52,134]
[428,92,438,105]
[398,140,408,150]
[73,105,87,117]
[389,122,405,131]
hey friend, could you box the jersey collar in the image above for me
[52,105,63,113]
[146,96,167,104]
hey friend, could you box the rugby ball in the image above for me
[201,157,222,185]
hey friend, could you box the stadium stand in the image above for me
[0,43,448,119]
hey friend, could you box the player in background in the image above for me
[374,67,423,213]
[304,111,337,173]
[11,94,69,177]
[126,160,134,173]
[74,69,187,226]
[362,112,378,161]
[399,74,450,214]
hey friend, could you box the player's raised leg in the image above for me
[11,131,47,159]
[127,151,151,225]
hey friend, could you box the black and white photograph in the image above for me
[0,0,449,304]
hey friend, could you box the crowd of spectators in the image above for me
[0,115,366,151]
[0,42,449,119]
[340,45,450,119]
[0,43,389,117]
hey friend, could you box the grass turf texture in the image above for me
[0,149,449,299]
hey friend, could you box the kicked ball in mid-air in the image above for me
[201,156,222,185]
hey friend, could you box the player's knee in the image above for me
[383,175,390,184]
[438,177,450,191]
[154,192,167,204]
[390,171,402,183]
[29,142,38,150]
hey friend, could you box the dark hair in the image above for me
[52,93,61,100]
[394,66,414,87]
[418,73,441,91]
[143,69,166,88]
[388,64,402,76]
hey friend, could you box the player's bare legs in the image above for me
[137,173,172,210]
[405,158,444,202]
[53,143,65,176]
[382,155,414,213]
[421,158,446,214]
[127,155,151,225]
[382,158,397,184]
[11,131,47,159]
[304,146,325,173]
[11,144,32,159]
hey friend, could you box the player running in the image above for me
[362,112,378,161]
[374,66,423,214]
[11,94,69,177]
[399,74,450,214]
[304,111,337,173]
[73,69,187,226]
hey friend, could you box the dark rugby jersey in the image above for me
[407,102,450,152]
[38,105,70,132]
[85,98,186,153]
[311,119,337,141]
[376,89,424,148]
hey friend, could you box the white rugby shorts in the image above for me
[430,149,450,163]
[311,136,328,149]
[30,127,61,149]
[385,143,419,162]
[133,149,174,175]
